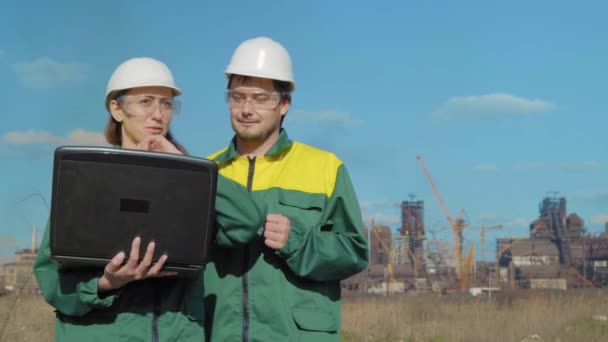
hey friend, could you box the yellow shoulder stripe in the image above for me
[216,142,343,197]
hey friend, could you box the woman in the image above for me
[34,57,264,341]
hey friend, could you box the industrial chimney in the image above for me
[31,225,37,251]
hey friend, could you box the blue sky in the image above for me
[1,1,607,262]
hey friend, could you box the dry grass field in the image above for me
[0,289,607,341]
[342,289,608,342]
[0,292,54,341]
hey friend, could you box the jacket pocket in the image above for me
[277,192,325,228]
[292,308,337,332]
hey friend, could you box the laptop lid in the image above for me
[50,146,217,276]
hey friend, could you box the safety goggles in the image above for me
[117,94,182,117]
[225,90,281,111]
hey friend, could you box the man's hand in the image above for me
[98,237,176,292]
[136,135,183,154]
[263,214,291,250]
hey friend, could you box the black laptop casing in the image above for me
[50,146,217,277]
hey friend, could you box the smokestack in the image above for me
[31,225,37,251]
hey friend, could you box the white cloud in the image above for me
[359,199,395,211]
[591,214,608,225]
[2,129,107,146]
[11,57,87,88]
[475,213,532,229]
[478,213,499,221]
[503,217,532,228]
[432,93,554,121]
[473,164,498,172]
[289,110,364,127]
[3,130,59,144]
[65,129,108,145]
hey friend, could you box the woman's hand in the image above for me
[98,236,176,292]
[137,135,183,154]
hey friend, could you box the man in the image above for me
[204,37,369,342]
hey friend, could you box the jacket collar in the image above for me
[215,129,293,162]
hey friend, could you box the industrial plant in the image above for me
[342,156,608,295]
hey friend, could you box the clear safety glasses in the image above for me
[225,90,281,111]
[117,94,182,117]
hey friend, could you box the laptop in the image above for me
[49,146,218,277]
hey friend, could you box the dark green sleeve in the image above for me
[33,222,120,317]
[277,165,369,281]
[214,174,266,247]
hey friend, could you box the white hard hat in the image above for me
[105,57,181,110]
[225,37,295,92]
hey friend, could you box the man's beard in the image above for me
[232,121,277,144]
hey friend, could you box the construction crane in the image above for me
[462,244,476,290]
[480,224,503,263]
[371,221,420,288]
[417,155,470,291]
[370,220,397,292]
[426,227,452,266]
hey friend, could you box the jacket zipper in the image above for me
[242,157,256,342]
[152,284,160,342]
